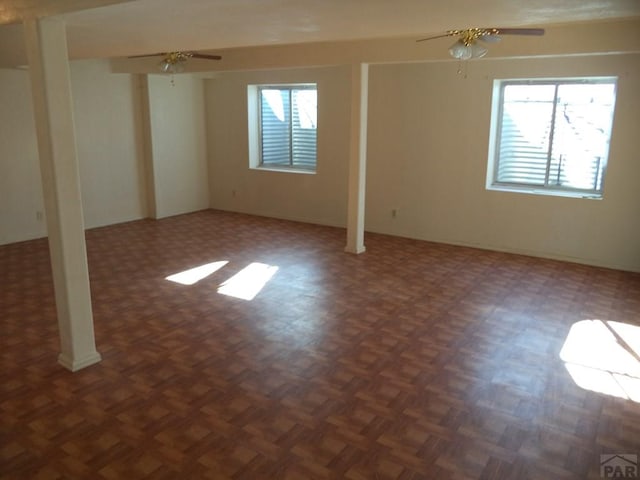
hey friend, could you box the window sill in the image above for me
[487,184,602,200]
[251,166,316,175]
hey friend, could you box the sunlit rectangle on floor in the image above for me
[165,261,228,285]
[217,262,278,301]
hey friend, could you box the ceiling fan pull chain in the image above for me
[456,59,469,78]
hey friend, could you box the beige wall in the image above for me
[71,59,147,228]
[205,66,351,227]
[0,59,147,245]
[146,74,209,218]
[0,60,209,244]
[0,61,212,246]
[0,68,44,244]
[204,54,640,272]
[1,34,638,271]
[365,54,640,271]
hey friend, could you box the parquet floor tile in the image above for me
[2,209,640,479]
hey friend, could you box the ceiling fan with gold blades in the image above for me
[417,27,544,59]
[128,51,222,73]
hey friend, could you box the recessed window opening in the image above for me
[487,77,617,198]
[248,83,317,173]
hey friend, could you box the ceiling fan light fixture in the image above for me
[157,52,188,74]
[449,40,472,60]
[159,59,172,73]
[448,39,488,60]
[470,42,488,59]
[172,61,186,74]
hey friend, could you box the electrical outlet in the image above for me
[391,208,398,218]
[36,211,43,221]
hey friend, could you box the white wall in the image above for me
[203,55,640,272]
[71,60,147,229]
[0,61,212,245]
[145,74,209,219]
[0,59,147,245]
[205,66,351,227]
[0,68,44,244]
[2,45,638,271]
[365,54,640,271]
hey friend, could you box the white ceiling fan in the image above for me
[128,51,222,74]
[417,27,545,60]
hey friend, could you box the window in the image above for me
[250,84,317,172]
[487,78,617,198]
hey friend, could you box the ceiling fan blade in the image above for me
[128,53,166,59]
[489,28,545,36]
[416,32,456,42]
[417,27,543,44]
[190,53,222,60]
[478,35,502,43]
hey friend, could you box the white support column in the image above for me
[24,17,101,371]
[345,63,369,254]
[138,74,158,219]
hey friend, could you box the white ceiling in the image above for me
[2,0,640,60]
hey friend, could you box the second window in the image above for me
[258,84,317,171]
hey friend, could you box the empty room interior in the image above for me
[2,0,640,479]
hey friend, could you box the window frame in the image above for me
[487,77,617,199]
[250,83,318,174]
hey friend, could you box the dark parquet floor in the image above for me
[1,210,640,479]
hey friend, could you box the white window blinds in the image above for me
[259,86,317,170]
[493,79,616,196]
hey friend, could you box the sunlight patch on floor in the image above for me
[217,262,279,301]
[560,319,640,402]
[165,261,228,285]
